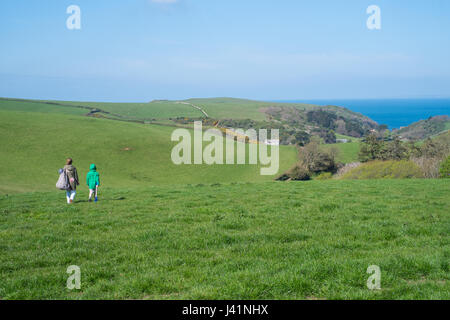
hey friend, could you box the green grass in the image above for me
[0,179,448,299]
[49,100,205,120]
[340,160,424,179]
[0,109,297,194]
[2,97,365,122]
[335,133,361,142]
[1,98,448,300]
[321,142,361,163]
[0,99,87,116]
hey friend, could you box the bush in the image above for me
[315,172,332,180]
[439,156,450,178]
[411,157,442,179]
[287,164,311,181]
[275,164,311,181]
[299,141,337,174]
[340,160,424,180]
[334,162,361,178]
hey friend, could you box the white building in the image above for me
[265,139,280,146]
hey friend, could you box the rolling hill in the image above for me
[0,97,449,300]
[0,107,297,194]
[395,115,450,140]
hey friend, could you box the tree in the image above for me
[323,130,336,144]
[358,134,383,162]
[306,110,337,129]
[299,141,337,173]
[294,131,310,146]
[380,136,408,160]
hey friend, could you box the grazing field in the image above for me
[0,99,87,116]
[321,142,361,164]
[0,109,297,194]
[1,97,448,301]
[0,180,448,299]
[1,97,368,123]
[48,100,205,120]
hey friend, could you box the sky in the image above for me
[1,0,450,102]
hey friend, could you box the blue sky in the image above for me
[1,0,450,101]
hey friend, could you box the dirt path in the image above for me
[176,101,209,118]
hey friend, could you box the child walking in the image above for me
[86,164,100,202]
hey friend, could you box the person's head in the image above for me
[66,158,73,165]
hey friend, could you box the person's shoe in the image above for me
[95,197,98,202]
[69,199,73,204]
[88,198,92,202]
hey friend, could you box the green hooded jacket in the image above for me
[86,164,100,189]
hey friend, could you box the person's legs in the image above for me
[66,191,71,204]
[69,190,76,203]
[95,186,98,202]
[89,189,94,201]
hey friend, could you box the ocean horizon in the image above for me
[273,98,450,129]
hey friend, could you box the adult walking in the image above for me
[64,158,79,204]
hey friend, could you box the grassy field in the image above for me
[0,180,448,299]
[0,99,87,116]
[0,109,297,194]
[1,97,369,123]
[51,97,319,121]
[1,98,448,300]
[49,100,205,120]
[321,142,361,164]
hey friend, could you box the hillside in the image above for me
[395,115,450,140]
[0,107,297,194]
[0,98,449,300]
[0,97,382,145]
[1,180,448,299]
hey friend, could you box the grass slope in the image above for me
[1,97,374,124]
[0,99,87,116]
[396,115,450,140]
[321,142,361,164]
[0,109,297,194]
[0,180,448,299]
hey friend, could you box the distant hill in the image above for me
[0,100,298,194]
[0,97,382,145]
[394,115,450,140]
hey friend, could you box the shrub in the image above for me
[299,141,337,174]
[315,172,332,180]
[340,160,424,180]
[411,157,442,179]
[288,164,311,181]
[275,164,311,181]
[334,162,362,178]
[439,156,450,178]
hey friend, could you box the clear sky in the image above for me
[1,0,450,101]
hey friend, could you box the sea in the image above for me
[273,99,450,129]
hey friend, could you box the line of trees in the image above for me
[359,133,450,178]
